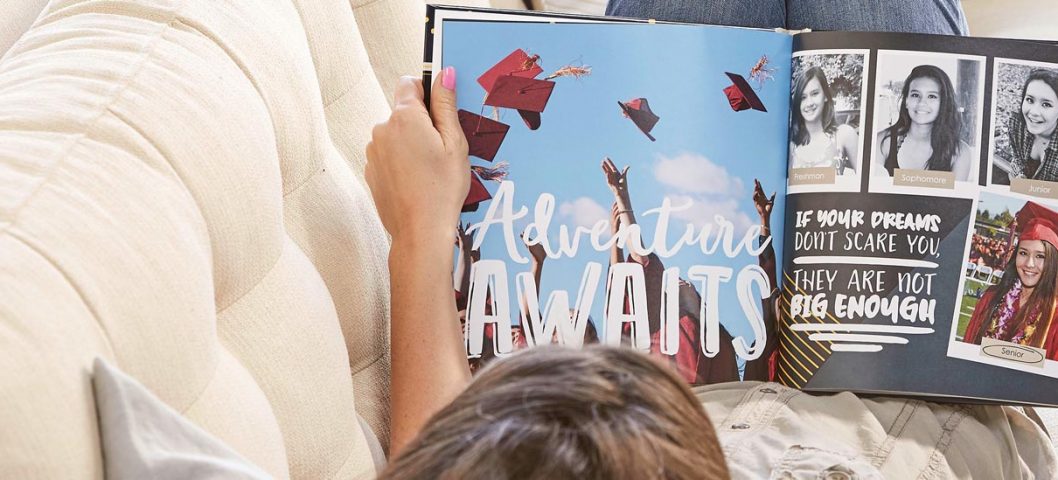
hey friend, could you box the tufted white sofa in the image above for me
[0,0,513,478]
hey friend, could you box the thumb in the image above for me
[431,66,467,155]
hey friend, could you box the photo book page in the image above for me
[427,5,1058,405]
[784,31,1058,405]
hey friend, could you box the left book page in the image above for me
[426,6,793,385]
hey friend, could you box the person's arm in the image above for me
[527,235,546,292]
[838,124,860,174]
[602,158,666,337]
[602,157,645,263]
[609,202,624,267]
[743,179,779,382]
[953,140,973,181]
[875,131,890,177]
[454,223,473,311]
[364,70,472,456]
[518,231,546,326]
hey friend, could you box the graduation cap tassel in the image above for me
[472,162,509,182]
[474,104,488,135]
[544,65,592,80]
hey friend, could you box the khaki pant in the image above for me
[697,382,1056,479]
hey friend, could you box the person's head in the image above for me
[981,237,1058,345]
[1020,69,1058,139]
[791,66,836,145]
[887,65,961,171]
[1014,239,1056,289]
[380,346,730,480]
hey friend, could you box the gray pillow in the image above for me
[91,358,273,480]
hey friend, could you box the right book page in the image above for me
[781,31,1058,406]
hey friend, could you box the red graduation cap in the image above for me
[458,109,510,162]
[723,72,767,112]
[1015,201,1058,249]
[484,75,555,113]
[463,171,492,212]
[618,98,659,142]
[478,49,544,93]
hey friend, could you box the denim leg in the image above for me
[605,0,968,36]
[786,0,968,35]
[605,0,787,30]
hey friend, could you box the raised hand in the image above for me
[601,157,631,201]
[752,179,776,221]
[456,222,473,253]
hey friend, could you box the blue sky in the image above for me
[443,20,792,344]
[978,191,1027,220]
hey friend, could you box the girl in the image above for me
[1007,69,1058,182]
[965,202,1058,359]
[366,68,1054,479]
[877,65,973,180]
[789,66,859,175]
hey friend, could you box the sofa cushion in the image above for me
[0,0,392,477]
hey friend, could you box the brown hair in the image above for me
[379,345,730,480]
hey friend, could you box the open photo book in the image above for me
[426,5,1058,406]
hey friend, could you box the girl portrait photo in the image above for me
[788,52,866,189]
[989,61,1058,186]
[871,51,984,188]
[951,192,1058,377]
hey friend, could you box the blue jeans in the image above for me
[605,0,968,35]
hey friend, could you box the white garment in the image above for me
[92,359,273,480]
[698,382,1057,479]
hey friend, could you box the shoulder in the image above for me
[954,140,974,165]
[837,124,858,146]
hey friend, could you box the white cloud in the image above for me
[653,152,743,195]
[666,195,754,235]
[558,197,609,229]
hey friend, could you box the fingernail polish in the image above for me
[442,66,456,90]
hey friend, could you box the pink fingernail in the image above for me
[442,66,456,90]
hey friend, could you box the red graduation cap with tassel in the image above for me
[1014,201,1058,250]
[484,75,556,113]
[618,97,660,142]
[477,49,544,92]
[479,49,556,130]
[723,72,767,112]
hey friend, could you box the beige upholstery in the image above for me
[0,0,518,478]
